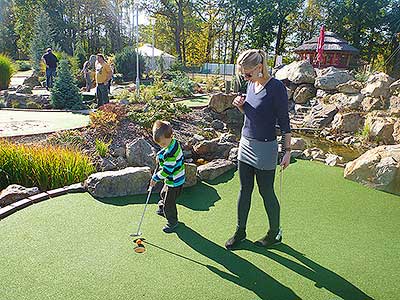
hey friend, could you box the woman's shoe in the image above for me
[225,227,246,250]
[255,228,282,247]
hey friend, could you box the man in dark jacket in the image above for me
[42,48,58,89]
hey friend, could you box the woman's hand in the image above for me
[232,95,245,108]
[280,152,291,169]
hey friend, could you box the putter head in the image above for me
[130,232,142,237]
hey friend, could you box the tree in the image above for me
[0,0,18,58]
[29,9,56,73]
[50,59,83,110]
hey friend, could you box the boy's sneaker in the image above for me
[162,222,178,233]
[225,227,246,250]
[254,228,282,248]
[155,208,165,217]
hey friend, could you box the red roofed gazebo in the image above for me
[294,31,360,69]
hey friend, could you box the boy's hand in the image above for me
[149,179,157,188]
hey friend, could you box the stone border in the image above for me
[0,183,86,220]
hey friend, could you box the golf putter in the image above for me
[130,165,159,238]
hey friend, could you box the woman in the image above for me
[81,55,97,92]
[225,49,292,249]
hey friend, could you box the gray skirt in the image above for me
[238,136,278,170]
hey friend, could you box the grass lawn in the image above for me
[1,160,399,300]
[175,95,210,108]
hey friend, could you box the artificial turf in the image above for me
[1,160,399,300]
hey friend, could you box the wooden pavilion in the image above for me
[294,31,359,68]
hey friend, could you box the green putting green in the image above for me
[1,160,399,300]
[175,95,210,107]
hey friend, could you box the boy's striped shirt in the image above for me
[152,138,185,187]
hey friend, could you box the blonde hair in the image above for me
[152,120,172,142]
[236,49,269,79]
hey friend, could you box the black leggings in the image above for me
[237,160,280,231]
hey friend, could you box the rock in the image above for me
[197,159,236,181]
[211,119,225,131]
[291,150,303,159]
[110,146,126,158]
[208,93,236,113]
[0,184,40,207]
[22,74,41,88]
[184,163,198,187]
[328,93,364,110]
[286,86,294,99]
[325,154,344,166]
[193,138,235,161]
[316,89,335,99]
[336,80,363,94]
[361,73,395,98]
[331,112,364,133]
[365,113,396,144]
[126,139,156,169]
[85,167,151,198]
[303,103,338,128]
[361,97,385,112]
[15,85,33,94]
[219,133,237,143]
[275,60,316,84]
[100,157,117,171]
[344,144,400,195]
[293,84,316,104]
[303,148,325,160]
[116,157,129,169]
[393,121,400,144]
[291,137,307,151]
[4,92,50,109]
[389,96,400,115]
[224,108,243,125]
[228,147,239,162]
[314,67,354,90]
[390,79,400,95]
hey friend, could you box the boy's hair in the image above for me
[152,120,172,142]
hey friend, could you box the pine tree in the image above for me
[30,9,56,74]
[50,59,83,110]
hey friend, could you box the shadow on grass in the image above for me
[96,182,221,211]
[236,241,374,300]
[175,223,300,300]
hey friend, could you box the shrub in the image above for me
[15,60,32,71]
[95,139,112,157]
[165,75,194,97]
[89,103,128,136]
[47,130,86,150]
[51,59,83,109]
[0,54,15,90]
[114,47,145,81]
[0,140,95,191]
[128,99,191,129]
[26,101,42,109]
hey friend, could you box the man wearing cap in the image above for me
[42,48,58,89]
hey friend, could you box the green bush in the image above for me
[95,139,112,157]
[165,75,194,97]
[115,47,145,81]
[0,54,15,90]
[15,60,32,71]
[128,99,191,129]
[26,101,42,109]
[51,59,83,109]
[0,140,95,191]
[47,130,86,150]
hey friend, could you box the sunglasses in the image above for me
[242,66,259,78]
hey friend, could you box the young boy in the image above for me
[150,120,185,233]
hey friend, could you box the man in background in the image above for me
[42,48,58,90]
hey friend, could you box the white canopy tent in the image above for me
[138,44,176,71]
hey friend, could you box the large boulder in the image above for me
[193,138,235,161]
[126,139,156,169]
[224,108,243,125]
[328,93,364,110]
[365,113,396,144]
[22,74,41,88]
[361,73,395,98]
[291,137,307,151]
[393,121,400,144]
[344,145,400,195]
[15,85,33,94]
[85,167,151,198]
[361,96,385,112]
[184,163,198,187]
[293,84,316,104]
[389,79,400,96]
[4,92,50,109]
[336,80,363,94]
[209,93,236,113]
[389,96,400,115]
[275,60,316,84]
[197,159,236,181]
[0,184,40,207]
[331,112,364,133]
[314,67,354,91]
[303,103,338,128]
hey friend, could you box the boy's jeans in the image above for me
[158,184,183,225]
